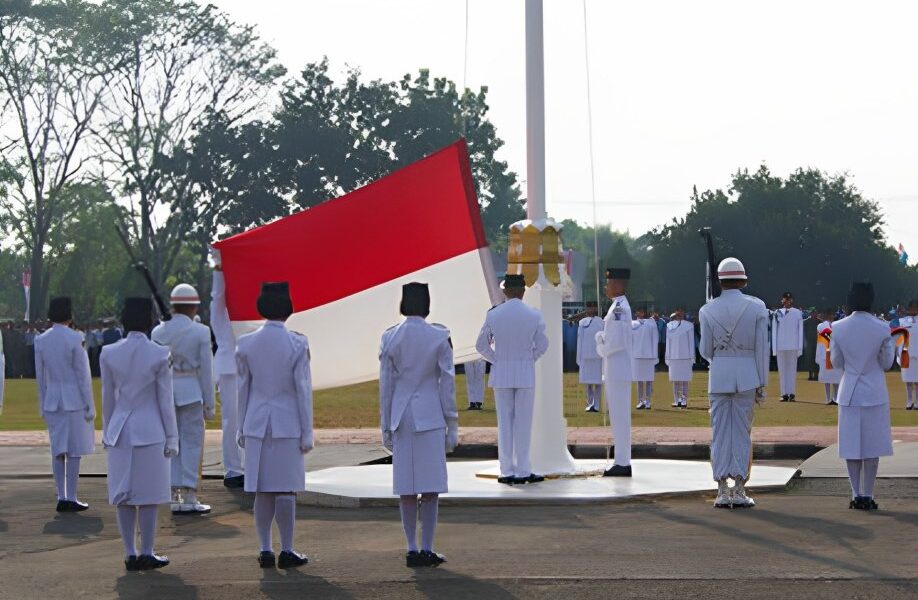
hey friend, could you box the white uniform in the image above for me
[665,320,695,381]
[236,321,313,493]
[476,298,549,479]
[464,359,486,408]
[577,316,604,410]
[631,318,659,381]
[771,307,803,396]
[210,271,243,478]
[816,321,842,385]
[596,296,634,467]
[151,315,214,490]
[699,289,769,481]
[380,317,457,494]
[830,312,895,460]
[897,315,918,383]
[34,324,96,458]
[101,332,178,505]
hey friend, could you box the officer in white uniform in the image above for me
[380,283,457,568]
[102,297,177,571]
[816,309,841,405]
[151,283,215,514]
[464,359,486,410]
[476,274,549,485]
[772,291,803,401]
[897,299,918,409]
[830,282,895,510]
[596,267,634,477]
[237,282,312,569]
[631,305,659,410]
[0,329,5,416]
[34,297,96,512]
[576,310,604,412]
[699,258,769,508]
[210,250,244,487]
[665,307,696,408]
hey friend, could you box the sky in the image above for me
[210,0,918,262]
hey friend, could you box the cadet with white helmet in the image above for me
[151,282,215,514]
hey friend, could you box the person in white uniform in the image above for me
[816,309,841,405]
[829,282,896,510]
[0,330,5,417]
[576,309,604,412]
[34,297,96,512]
[699,258,769,508]
[151,283,215,514]
[897,299,918,409]
[464,358,486,410]
[380,283,458,568]
[210,250,244,487]
[665,307,695,408]
[236,282,312,569]
[596,267,635,477]
[631,306,659,410]
[772,291,803,402]
[101,297,177,571]
[476,274,549,485]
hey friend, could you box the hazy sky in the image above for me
[210,0,918,261]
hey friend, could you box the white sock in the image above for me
[824,384,832,403]
[275,493,296,552]
[672,383,679,404]
[682,382,689,402]
[116,505,137,557]
[138,505,158,556]
[645,381,653,403]
[399,495,419,552]
[862,458,880,497]
[419,493,439,552]
[846,459,863,498]
[831,385,838,403]
[636,382,644,403]
[254,492,276,552]
[65,456,81,501]
[52,455,66,500]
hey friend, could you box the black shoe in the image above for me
[56,500,69,512]
[524,474,545,484]
[907,406,915,411]
[69,500,89,512]
[789,394,796,402]
[258,551,276,568]
[864,497,879,510]
[496,476,515,485]
[137,554,169,570]
[602,465,632,477]
[511,476,529,485]
[780,395,789,402]
[124,556,141,572]
[477,403,484,409]
[407,550,428,567]
[586,406,599,412]
[420,550,446,566]
[829,401,838,406]
[223,475,245,489]
[277,550,308,568]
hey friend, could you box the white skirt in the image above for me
[45,410,95,457]
[818,366,842,384]
[901,365,918,383]
[837,404,893,459]
[667,359,693,382]
[631,358,656,382]
[107,439,171,506]
[578,359,603,385]
[392,408,448,496]
[244,424,305,493]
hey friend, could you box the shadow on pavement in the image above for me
[260,567,355,599]
[413,567,516,599]
[42,512,104,537]
[115,571,198,600]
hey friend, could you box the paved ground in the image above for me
[0,477,916,599]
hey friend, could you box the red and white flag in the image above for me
[214,140,501,389]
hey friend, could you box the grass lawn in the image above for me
[2,371,917,431]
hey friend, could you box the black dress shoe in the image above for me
[907,406,915,411]
[477,403,484,409]
[407,550,427,567]
[258,551,276,568]
[420,550,446,566]
[137,554,169,570]
[124,556,141,572]
[223,475,245,489]
[789,394,796,402]
[496,476,515,485]
[277,550,308,568]
[780,395,789,402]
[56,500,69,512]
[603,465,632,477]
[864,497,879,510]
[69,500,89,512]
[524,474,545,484]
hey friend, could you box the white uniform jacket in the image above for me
[771,307,804,356]
[665,320,696,361]
[152,314,215,411]
[236,321,314,445]
[379,317,457,433]
[475,298,549,389]
[830,312,896,407]
[576,316,604,365]
[101,332,178,448]
[596,296,633,382]
[699,289,770,394]
[631,318,659,360]
[210,271,237,377]
[34,324,94,415]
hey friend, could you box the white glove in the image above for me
[595,331,605,345]
[237,432,245,449]
[204,405,216,420]
[209,246,222,269]
[382,429,393,452]
[164,438,179,458]
[446,420,459,454]
[85,406,96,422]
[299,434,314,454]
[755,387,766,405]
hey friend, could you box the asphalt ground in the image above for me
[1,477,916,599]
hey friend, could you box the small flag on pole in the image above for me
[898,243,908,265]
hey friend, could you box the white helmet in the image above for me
[170,283,200,305]
[717,257,747,280]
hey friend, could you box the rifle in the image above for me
[114,225,171,321]
[699,227,721,301]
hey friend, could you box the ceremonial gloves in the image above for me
[164,438,180,458]
[204,405,216,420]
[84,405,96,422]
[237,432,245,449]
[446,418,459,453]
[382,429,393,452]
[299,433,314,454]
[755,387,766,406]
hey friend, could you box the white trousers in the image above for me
[218,374,243,478]
[709,391,755,481]
[776,350,798,395]
[465,360,486,405]
[171,402,204,489]
[604,379,632,466]
[494,388,535,478]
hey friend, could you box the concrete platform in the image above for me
[798,441,918,478]
[301,458,798,507]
